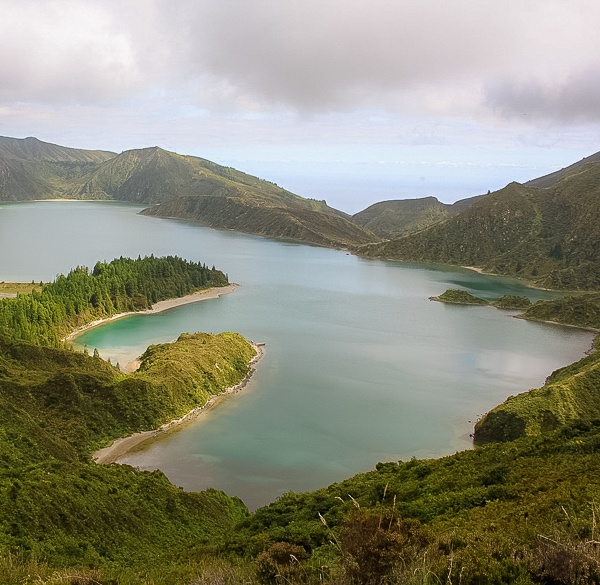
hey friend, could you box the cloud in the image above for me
[1,0,600,152]
[158,0,600,122]
[0,0,163,103]
[485,65,600,124]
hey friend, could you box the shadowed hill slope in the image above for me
[0,136,115,201]
[352,193,486,238]
[357,158,600,290]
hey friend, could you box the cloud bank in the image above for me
[2,0,599,121]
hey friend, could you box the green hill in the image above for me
[352,194,485,239]
[0,137,377,248]
[525,151,600,189]
[352,196,452,238]
[0,136,115,201]
[0,332,251,570]
[1,263,600,582]
[357,158,600,290]
[474,293,600,445]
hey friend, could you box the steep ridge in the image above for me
[352,193,485,238]
[0,137,377,247]
[0,136,115,201]
[142,194,376,247]
[357,156,600,290]
[526,151,600,188]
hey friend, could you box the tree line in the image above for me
[0,255,228,346]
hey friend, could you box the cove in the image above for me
[0,201,594,510]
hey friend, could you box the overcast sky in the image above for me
[1,0,599,212]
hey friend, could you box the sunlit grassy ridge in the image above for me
[358,161,600,291]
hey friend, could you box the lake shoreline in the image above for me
[63,283,239,342]
[93,342,264,464]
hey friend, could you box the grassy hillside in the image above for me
[0,137,377,248]
[352,194,485,239]
[474,294,600,445]
[142,193,377,248]
[0,330,255,571]
[0,136,114,201]
[352,197,452,238]
[526,151,600,189]
[357,161,600,290]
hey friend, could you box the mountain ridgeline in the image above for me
[357,164,600,290]
[2,135,600,289]
[0,137,376,248]
[3,138,600,580]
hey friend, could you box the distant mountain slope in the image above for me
[526,151,600,189]
[357,157,600,290]
[352,194,485,238]
[0,137,377,247]
[73,146,376,247]
[353,197,451,238]
[0,136,115,201]
[141,195,376,247]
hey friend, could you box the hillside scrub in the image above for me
[357,167,600,291]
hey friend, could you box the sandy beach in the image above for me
[461,265,486,274]
[63,283,239,342]
[93,342,264,464]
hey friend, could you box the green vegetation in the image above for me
[474,294,600,445]
[0,332,251,572]
[0,257,260,580]
[352,197,453,238]
[0,137,377,248]
[352,194,485,239]
[3,138,600,581]
[0,282,43,296]
[520,292,600,330]
[432,289,532,310]
[431,288,489,305]
[357,161,600,291]
[0,255,227,346]
[491,295,532,310]
[141,192,376,248]
[0,271,598,583]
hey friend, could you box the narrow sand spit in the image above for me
[63,283,238,342]
[461,266,486,274]
[93,343,264,464]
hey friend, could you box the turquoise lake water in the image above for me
[0,201,593,509]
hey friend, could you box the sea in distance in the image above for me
[0,201,594,510]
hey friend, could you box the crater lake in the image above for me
[0,200,593,509]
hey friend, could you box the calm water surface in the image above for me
[0,201,593,509]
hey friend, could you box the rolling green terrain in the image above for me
[0,137,376,248]
[0,257,263,583]
[352,194,485,239]
[3,138,600,582]
[474,293,600,445]
[0,136,114,201]
[431,289,532,310]
[0,259,599,583]
[357,160,600,290]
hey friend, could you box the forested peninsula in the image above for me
[0,255,228,347]
[0,256,264,580]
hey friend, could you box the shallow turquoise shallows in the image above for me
[0,201,593,509]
